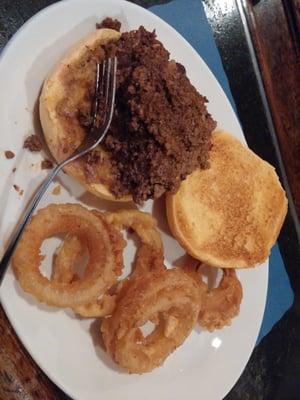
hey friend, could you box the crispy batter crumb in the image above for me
[52,185,61,195]
[13,184,24,196]
[23,135,42,152]
[5,150,15,159]
[41,159,54,169]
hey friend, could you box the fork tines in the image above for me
[91,57,117,133]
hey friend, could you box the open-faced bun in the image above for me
[166,130,287,268]
[40,28,131,202]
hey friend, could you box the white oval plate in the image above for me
[0,1,268,399]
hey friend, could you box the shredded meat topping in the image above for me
[78,23,216,202]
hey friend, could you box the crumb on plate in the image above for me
[41,159,54,169]
[23,134,42,152]
[13,184,23,195]
[52,185,61,196]
[5,150,15,159]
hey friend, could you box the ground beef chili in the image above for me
[81,25,216,203]
[23,134,42,152]
[4,150,15,159]
[41,159,54,169]
[96,17,121,32]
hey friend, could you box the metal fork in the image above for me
[0,57,117,286]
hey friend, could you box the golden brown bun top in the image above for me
[166,130,288,268]
[40,28,131,202]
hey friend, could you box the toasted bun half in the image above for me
[39,28,131,201]
[166,131,287,268]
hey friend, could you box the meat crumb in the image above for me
[96,17,121,31]
[41,159,54,169]
[12,167,16,173]
[52,185,61,196]
[5,150,15,159]
[23,135,42,152]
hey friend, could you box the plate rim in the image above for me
[0,1,269,399]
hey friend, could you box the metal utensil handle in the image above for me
[0,163,62,286]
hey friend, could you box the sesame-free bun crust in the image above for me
[39,28,131,202]
[166,131,287,268]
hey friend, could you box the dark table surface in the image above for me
[0,0,299,399]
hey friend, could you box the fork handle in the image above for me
[0,164,63,287]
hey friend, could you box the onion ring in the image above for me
[183,263,243,331]
[53,235,83,284]
[12,204,121,308]
[54,230,121,323]
[53,209,164,316]
[199,268,243,331]
[101,268,201,374]
[53,211,124,284]
[105,209,164,278]
[105,209,163,252]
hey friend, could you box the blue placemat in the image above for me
[150,0,294,344]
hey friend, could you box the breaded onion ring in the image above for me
[53,211,125,284]
[199,268,243,331]
[52,212,125,317]
[53,235,83,284]
[101,268,201,373]
[54,236,119,317]
[105,209,165,278]
[105,209,163,251]
[54,209,164,316]
[12,204,121,308]
[183,263,243,331]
